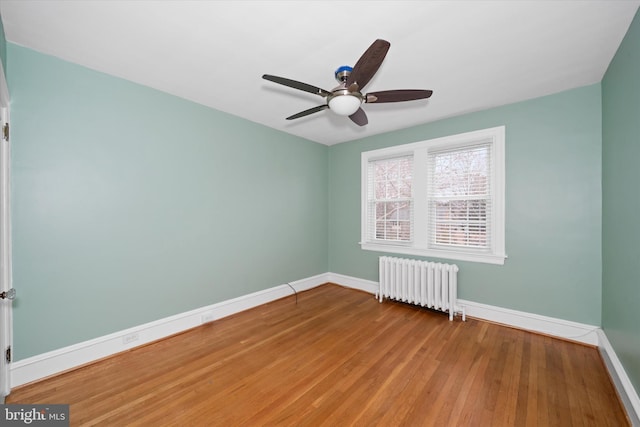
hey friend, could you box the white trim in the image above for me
[326,272,378,294]
[11,274,329,387]
[360,242,506,265]
[0,58,11,401]
[597,330,640,424]
[457,299,600,345]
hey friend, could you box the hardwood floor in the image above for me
[7,284,629,426]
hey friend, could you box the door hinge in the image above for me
[5,346,10,363]
[2,123,8,142]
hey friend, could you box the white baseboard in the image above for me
[11,273,329,388]
[597,330,640,425]
[326,272,378,294]
[457,299,600,346]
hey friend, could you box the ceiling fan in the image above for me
[262,39,433,126]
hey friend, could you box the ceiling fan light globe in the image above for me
[328,95,361,116]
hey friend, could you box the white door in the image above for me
[0,63,13,402]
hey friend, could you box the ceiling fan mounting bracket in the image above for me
[334,65,353,83]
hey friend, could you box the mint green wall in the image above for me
[602,8,640,397]
[0,12,6,77]
[8,44,328,360]
[329,84,602,325]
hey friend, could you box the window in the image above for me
[428,144,491,249]
[361,126,506,265]
[367,156,413,242]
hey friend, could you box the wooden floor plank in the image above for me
[7,284,630,426]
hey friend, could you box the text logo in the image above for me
[1,405,69,426]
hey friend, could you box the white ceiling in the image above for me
[0,1,638,145]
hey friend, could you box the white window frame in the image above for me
[360,126,506,265]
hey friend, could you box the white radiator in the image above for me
[377,256,465,321]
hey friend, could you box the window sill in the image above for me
[360,242,506,265]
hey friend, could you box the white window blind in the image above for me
[367,156,413,243]
[427,143,492,251]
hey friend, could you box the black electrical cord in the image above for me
[285,283,298,305]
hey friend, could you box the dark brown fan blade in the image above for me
[365,89,433,103]
[346,39,390,91]
[263,75,331,97]
[286,105,329,120]
[349,108,368,126]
